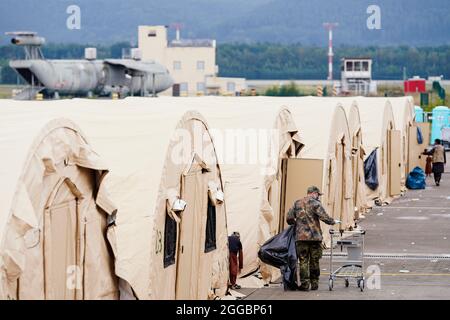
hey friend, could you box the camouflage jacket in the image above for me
[286,196,335,242]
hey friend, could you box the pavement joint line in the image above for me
[374,206,450,210]
[242,288,259,299]
[321,272,450,276]
[323,253,450,259]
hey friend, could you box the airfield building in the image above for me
[340,57,377,96]
[138,25,246,96]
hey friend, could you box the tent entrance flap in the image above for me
[408,122,430,173]
[335,142,344,222]
[176,165,207,300]
[280,158,324,231]
[408,125,424,173]
[389,130,402,196]
[352,131,363,209]
[44,179,82,300]
[413,122,431,170]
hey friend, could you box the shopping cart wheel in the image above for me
[329,279,333,291]
[345,279,349,288]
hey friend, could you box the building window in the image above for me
[346,61,353,71]
[180,82,188,92]
[227,82,236,93]
[197,82,205,93]
[197,61,205,70]
[362,61,369,71]
[163,210,177,268]
[173,61,181,70]
[354,61,362,72]
[147,30,157,37]
[205,198,217,253]
[347,61,353,71]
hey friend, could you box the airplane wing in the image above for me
[5,31,38,36]
[104,59,165,74]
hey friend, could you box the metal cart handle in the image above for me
[329,229,366,235]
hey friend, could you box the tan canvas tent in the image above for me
[354,97,401,206]
[125,97,303,284]
[305,97,369,218]
[276,97,354,241]
[0,99,229,300]
[340,99,368,217]
[0,107,118,300]
[388,96,421,176]
[328,98,368,218]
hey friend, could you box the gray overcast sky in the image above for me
[0,0,449,45]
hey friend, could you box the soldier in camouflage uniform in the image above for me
[287,186,340,291]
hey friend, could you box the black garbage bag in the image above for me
[364,148,379,191]
[406,166,426,190]
[258,225,298,290]
[417,127,424,145]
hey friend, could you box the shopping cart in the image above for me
[328,229,366,292]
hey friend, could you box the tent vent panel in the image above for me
[204,198,217,253]
[163,209,177,268]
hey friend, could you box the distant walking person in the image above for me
[423,139,447,186]
[228,232,243,290]
[287,186,340,291]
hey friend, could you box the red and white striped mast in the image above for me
[323,22,338,81]
[170,22,184,42]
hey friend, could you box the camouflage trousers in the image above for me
[295,241,323,289]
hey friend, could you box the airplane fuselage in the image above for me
[10,59,173,97]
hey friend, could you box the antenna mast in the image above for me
[323,23,338,81]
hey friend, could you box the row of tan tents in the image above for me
[0,95,425,299]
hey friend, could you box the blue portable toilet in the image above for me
[431,106,450,142]
[414,106,424,122]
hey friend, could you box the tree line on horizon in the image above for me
[217,43,450,80]
[1,42,449,84]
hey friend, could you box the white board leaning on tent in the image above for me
[0,109,118,300]
[388,96,418,177]
[353,97,402,206]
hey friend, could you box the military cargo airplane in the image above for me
[6,31,173,100]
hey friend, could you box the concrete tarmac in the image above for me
[244,161,450,300]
